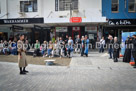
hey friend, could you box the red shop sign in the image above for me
[70,17,82,23]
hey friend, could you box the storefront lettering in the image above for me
[4,19,29,24]
[109,20,132,25]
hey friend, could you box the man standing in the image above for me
[65,35,69,44]
[84,35,90,57]
[17,34,28,75]
[68,37,74,58]
[81,36,85,56]
[99,37,105,53]
[108,35,114,59]
[132,34,136,68]
[75,35,81,53]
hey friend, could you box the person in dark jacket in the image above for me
[81,36,85,56]
[75,35,81,53]
[65,35,69,44]
[132,34,136,68]
[108,35,114,59]
[113,37,120,62]
[123,37,133,63]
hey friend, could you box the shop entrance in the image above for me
[72,27,81,42]
[0,32,8,40]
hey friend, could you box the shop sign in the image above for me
[0,18,44,24]
[72,27,80,31]
[56,27,67,32]
[70,17,82,23]
[85,26,97,33]
[12,25,23,30]
[108,19,136,25]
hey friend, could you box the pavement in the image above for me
[0,51,136,91]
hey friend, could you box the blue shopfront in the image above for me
[102,0,136,41]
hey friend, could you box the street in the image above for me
[0,52,136,91]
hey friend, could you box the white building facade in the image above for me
[0,0,106,43]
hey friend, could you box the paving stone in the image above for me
[0,52,136,91]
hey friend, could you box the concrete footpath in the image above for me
[0,52,136,91]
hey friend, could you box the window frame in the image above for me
[111,0,119,13]
[58,0,78,11]
[128,0,136,12]
[20,0,37,13]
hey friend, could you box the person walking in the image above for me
[132,34,136,68]
[99,37,105,53]
[113,37,120,62]
[17,34,28,75]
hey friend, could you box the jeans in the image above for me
[47,49,52,56]
[11,48,17,55]
[108,48,113,58]
[99,44,104,53]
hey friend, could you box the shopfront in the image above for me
[103,19,136,42]
[0,18,45,43]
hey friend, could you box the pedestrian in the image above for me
[67,41,73,58]
[17,34,28,75]
[99,37,105,53]
[75,35,81,53]
[65,35,69,44]
[68,37,74,58]
[84,35,89,57]
[108,35,114,59]
[81,36,85,56]
[132,34,136,68]
[123,37,133,63]
[113,37,120,62]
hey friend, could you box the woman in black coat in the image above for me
[123,37,133,63]
[113,37,120,62]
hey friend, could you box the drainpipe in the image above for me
[6,0,9,19]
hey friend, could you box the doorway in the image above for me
[72,27,81,42]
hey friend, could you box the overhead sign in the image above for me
[56,27,67,32]
[85,26,97,32]
[0,18,44,24]
[70,17,82,23]
[12,25,23,30]
[108,19,136,25]
[72,27,80,31]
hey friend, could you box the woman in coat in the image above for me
[123,37,133,63]
[18,34,28,75]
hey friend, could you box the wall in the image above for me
[0,0,42,19]
[0,0,106,23]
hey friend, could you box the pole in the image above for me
[70,3,72,18]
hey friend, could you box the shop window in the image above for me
[20,0,37,12]
[59,0,78,11]
[128,0,136,12]
[111,0,119,13]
